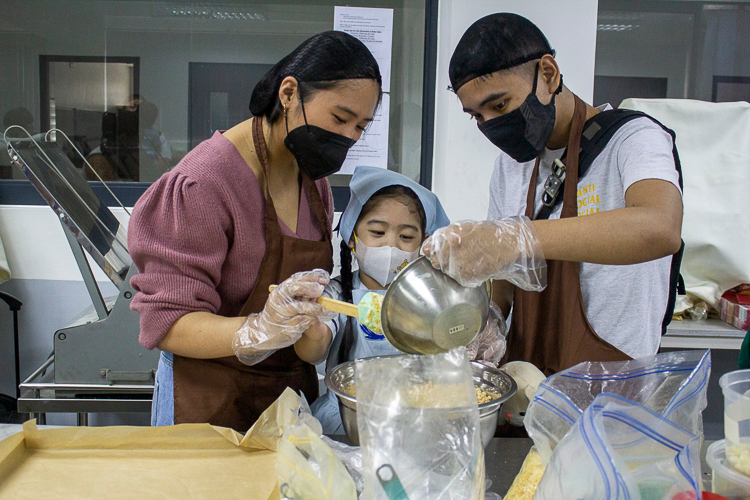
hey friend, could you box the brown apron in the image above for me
[172,117,334,433]
[505,95,631,377]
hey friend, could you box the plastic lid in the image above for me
[719,370,750,400]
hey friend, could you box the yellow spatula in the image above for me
[268,285,384,334]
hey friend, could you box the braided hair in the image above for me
[339,185,427,303]
[340,239,355,303]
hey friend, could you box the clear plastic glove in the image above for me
[467,302,507,367]
[233,269,337,366]
[422,216,547,290]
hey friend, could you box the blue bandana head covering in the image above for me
[339,166,450,243]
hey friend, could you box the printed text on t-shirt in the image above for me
[577,183,600,216]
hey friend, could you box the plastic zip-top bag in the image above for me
[534,393,702,500]
[525,350,711,464]
[355,348,485,500]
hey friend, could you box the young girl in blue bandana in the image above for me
[311,166,507,435]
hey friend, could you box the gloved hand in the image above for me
[422,216,547,290]
[466,302,507,367]
[233,269,337,366]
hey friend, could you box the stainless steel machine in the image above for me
[4,127,159,425]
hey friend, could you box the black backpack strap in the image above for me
[579,110,646,176]
[616,112,685,334]
[534,109,653,220]
[662,240,685,335]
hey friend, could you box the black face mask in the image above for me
[478,64,562,163]
[283,100,356,181]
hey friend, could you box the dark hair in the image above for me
[340,185,427,303]
[449,13,555,92]
[250,31,382,123]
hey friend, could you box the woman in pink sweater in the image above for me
[128,31,382,432]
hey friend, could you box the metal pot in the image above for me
[381,256,491,355]
[325,356,517,448]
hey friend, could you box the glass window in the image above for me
[1,0,428,188]
[595,0,750,107]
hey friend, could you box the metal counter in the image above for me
[663,318,745,350]
[16,356,153,426]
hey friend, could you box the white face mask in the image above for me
[354,235,420,287]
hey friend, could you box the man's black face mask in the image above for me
[478,64,562,163]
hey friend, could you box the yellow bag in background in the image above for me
[276,424,357,500]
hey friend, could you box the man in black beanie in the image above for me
[423,13,684,376]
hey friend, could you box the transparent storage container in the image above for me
[720,370,750,477]
[706,440,750,499]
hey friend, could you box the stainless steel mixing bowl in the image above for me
[325,356,517,448]
[381,256,492,355]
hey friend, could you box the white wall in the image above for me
[432,0,599,222]
[0,206,129,283]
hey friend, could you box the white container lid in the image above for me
[720,370,750,403]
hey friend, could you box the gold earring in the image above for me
[282,102,287,117]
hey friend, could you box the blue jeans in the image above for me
[151,351,174,426]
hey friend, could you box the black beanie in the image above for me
[449,13,555,92]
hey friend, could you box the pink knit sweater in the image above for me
[128,131,334,350]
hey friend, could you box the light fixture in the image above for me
[166,4,266,21]
[597,24,639,32]
[703,4,739,10]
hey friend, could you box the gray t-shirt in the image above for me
[487,108,681,358]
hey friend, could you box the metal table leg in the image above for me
[77,412,89,426]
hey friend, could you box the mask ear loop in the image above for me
[282,87,310,135]
[533,61,564,98]
[531,62,541,95]
[298,87,311,131]
[283,99,289,135]
[555,74,564,95]
[283,89,311,135]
